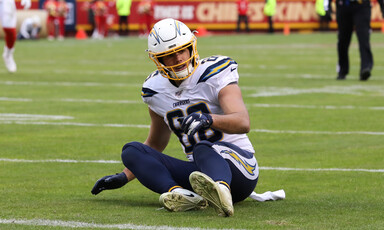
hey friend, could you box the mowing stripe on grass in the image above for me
[1,120,384,135]
[1,158,383,173]
[0,218,234,230]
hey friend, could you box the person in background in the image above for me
[264,0,276,33]
[137,0,153,37]
[1,0,31,73]
[116,0,132,36]
[91,18,259,217]
[321,0,384,81]
[17,16,41,40]
[82,0,96,36]
[56,0,69,40]
[236,0,249,33]
[316,0,332,31]
[92,0,108,39]
[44,0,57,40]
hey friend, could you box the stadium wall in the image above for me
[7,0,384,35]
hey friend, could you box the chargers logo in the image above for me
[212,144,259,180]
[175,20,182,36]
[149,20,182,45]
[149,28,161,44]
[222,149,256,176]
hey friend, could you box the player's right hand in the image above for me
[178,113,213,136]
[91,172,128,195]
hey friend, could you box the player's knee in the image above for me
[121,142,145,164]
[194,140,213,150]
[122,141,144,152]
[193,140,213,157]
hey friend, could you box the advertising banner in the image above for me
[18,0,384,32]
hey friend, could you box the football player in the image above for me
[91,18,259,217]
[1,0,31,73]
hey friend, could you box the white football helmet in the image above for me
[147,18,199,81]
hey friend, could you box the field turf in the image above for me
[1,31,383,229]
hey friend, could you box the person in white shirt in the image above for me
[17,15,41,40]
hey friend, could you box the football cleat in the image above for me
[3,46,16,73]
[159,188,208,212]
[189,171,234,217]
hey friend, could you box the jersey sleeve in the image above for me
[215,58,239,96]
[141,71,158,105]
[198,56,239,97]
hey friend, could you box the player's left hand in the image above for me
[91,172,128,195]
[21,0,31,9]
[178,113,213,136]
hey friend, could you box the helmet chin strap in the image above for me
[171,62,193,80]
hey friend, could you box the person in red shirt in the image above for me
[56,0,69,40]
[236,0,249,33]
[137,0,154,37]
[92,0,108,39]
[44,0,57,40]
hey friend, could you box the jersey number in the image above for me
[166,102,223,153]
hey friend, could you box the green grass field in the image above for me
[1,31,383,229]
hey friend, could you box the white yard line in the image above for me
[59,98,141,104]
[0,113,73,121]
[0,218,232,230]
[244,85,384,97]
[1,97,384,110]
[0,80,141,87]
[0,120,150,128]
[249,103,384,110]
[251,129,384,135]
[0,97,142,104]
[0,158,383,173]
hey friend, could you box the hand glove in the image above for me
[178,113,213,136]
[21,0,31,9]
[91,172,128,195]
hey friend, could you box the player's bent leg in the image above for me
[189,171,234,217]
[121,142,177,194]
[159,187,208,212]
[121,141,197,194]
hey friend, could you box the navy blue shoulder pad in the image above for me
[141,87,158,98]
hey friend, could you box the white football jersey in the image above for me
[142,55,255,161]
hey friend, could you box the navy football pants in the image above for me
[121,140,258,203]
